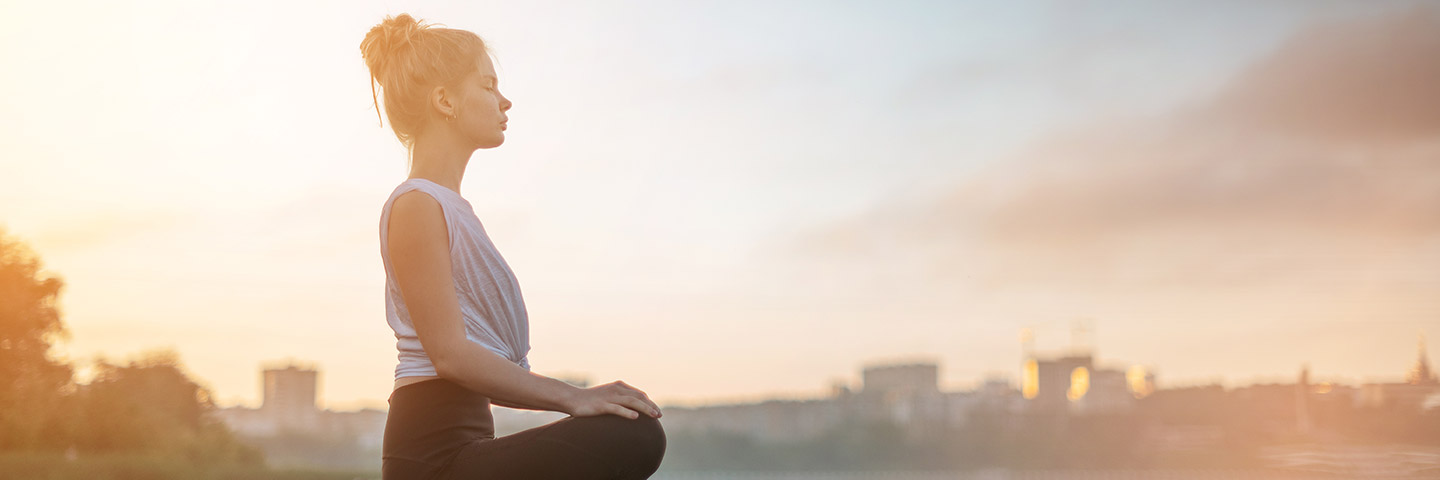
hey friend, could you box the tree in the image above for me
[0,228,261,465]
[0,228,74,450]
[76,350,263,465]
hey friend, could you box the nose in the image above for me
[500,94,512,112]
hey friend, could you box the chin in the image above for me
[476,134,505,149]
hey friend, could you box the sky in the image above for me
[1,0,1437,410]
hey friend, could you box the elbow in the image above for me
[421,334,466,381]
[427,344,459,380]
[427,344,483,387]
[430,353,459,380]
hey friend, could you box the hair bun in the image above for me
[360,13,429,83]
[379,13,423,51]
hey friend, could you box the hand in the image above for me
[563,380,663,420]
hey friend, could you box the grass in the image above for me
[0,452,379,480]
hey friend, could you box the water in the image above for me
[650,469,1432,480]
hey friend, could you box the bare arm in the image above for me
[389,191,576,412]
[387,191,661,418]
[490,398,531,410]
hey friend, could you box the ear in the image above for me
[430,85,457,120]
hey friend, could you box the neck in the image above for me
[408,128,473,193]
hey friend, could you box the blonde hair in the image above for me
[360,13,488,150]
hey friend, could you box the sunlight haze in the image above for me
[2,0,1436,411]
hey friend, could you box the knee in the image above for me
[605,414,666,477]
[564,413,666,477]
[632,415,667,461]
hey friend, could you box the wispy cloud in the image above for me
[780,8,1440,298]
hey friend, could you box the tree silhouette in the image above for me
[76,350,262,464]
[0,227,74,450]
[0,227,261,466]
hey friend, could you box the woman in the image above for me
[360,13,666,480]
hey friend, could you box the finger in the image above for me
[623,397,660,418]
[623,387,660,414]
[610,403,640,419]
[614,384,661,415]
[634,390,660,413]
[621,389,659,414]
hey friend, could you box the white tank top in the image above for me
[379,178,531,380]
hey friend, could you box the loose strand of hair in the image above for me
[370,76,383,127]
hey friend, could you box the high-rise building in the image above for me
[260,362,320,430]
[1023,353,1094,412]
[216,361,387,471]
[1296,364,1312,434]
[861,362,939,395]
[1407,332,1436,386]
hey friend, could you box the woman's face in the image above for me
[455,54,511,149]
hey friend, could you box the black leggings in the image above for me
[382,378,666,480]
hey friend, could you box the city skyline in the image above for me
[3,1,1437,411]
[209,328,1440,474]
[212,327,1435,411]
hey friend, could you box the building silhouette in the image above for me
[209,329,1439,470]
[261,363,320,431]
[1356,332,1440,410]
[1019,323,1140,416]
[215,361,386,470]
[1406,332,1437,386]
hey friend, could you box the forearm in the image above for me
[490,397,537,410]
[435,341,579,414]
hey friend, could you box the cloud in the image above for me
[1204,7,1440,143]
[778,8,1440,295]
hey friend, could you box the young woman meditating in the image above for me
[361,13,666,480]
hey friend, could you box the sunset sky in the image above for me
[2,0,1437,411]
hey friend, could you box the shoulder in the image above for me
[392,189,443,215]
[389,190,449,238]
